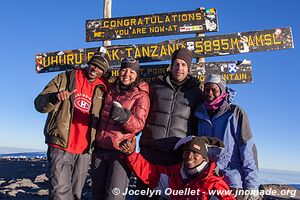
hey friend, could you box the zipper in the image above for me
[165,90,177,137]
[103,91,115,131]
[66,92,75,149]
[65,72,75,149]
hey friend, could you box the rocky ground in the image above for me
[0,157,299,200]
[0,157,92,200]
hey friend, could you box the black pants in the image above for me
[47,146,91,200]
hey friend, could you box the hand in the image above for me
[56,89,77,102]
[110,102,130,124]
[119,137,136,155]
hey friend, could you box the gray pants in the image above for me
[91,147,130,200]
[47,146,91,200]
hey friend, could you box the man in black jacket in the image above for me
[136,48,203,200]
[139,48,204,165]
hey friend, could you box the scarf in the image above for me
[180,161,208,183]
[115,78,138,93]
[204,93,228,111]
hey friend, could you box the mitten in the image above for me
[110,101,131,124]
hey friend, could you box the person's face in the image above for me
[119,68,137,85]
[204,83,221,103]
[86,64,104,82]
[171,59,189,82]
[183,150,205,169]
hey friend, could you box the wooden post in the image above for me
[103,0,112,47]
[196,32,205,90]
[196,7,207,90]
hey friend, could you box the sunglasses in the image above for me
[121,57,137,64]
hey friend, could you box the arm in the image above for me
[122,92,150,133]
[188,86,203,136]
[126,152,167,189]
[34,72,67,113]
[120,137,169,189]
[236,107,259,190]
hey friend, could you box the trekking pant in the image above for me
[91,147,131,200]
[47,146,91,200]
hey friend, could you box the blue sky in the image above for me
[0,0,299,172]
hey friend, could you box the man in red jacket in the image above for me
[120,136,235,200]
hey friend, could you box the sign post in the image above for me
[103,0,112,47]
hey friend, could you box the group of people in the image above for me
[35,48,259,200]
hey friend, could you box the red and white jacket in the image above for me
[126,152,235,200]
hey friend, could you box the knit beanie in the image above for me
[171,48,193,68]
[120,57,140,80]
[204,74,226,95]
[183,137,208,160]
[88,53,109,72]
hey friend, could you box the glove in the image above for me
[110,101,130,124]
[119,137,136,155]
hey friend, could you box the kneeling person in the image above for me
[120,136,234,200]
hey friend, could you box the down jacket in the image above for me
[140,73,203,164]
[96,81,150,150]
[34,70,106,154]
[125,152,235,200]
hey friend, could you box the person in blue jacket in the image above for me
[194,74,259,194]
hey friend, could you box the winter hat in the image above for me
[120,57,140,73]
[88,53,109,72]
[183,137,209,160]
[171,48,193,68]
[176,136,224,160]
[120,57,140,79]
[204,74,226,95]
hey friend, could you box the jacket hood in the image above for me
[197,161,220,180]
[135,81,149,94]
[226,87,236,104]
[195,87,236,119]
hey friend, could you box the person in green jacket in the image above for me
[34,53,108,200]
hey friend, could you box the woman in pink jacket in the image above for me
[91,58,150,200]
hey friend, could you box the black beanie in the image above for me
[120,57,140,74]
[183,137,208,160]
[183,136,224,160]
[171,48,193,68]
[88,53,109,72]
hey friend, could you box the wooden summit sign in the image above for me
[35,58,252,84]
[86,8,218,41]
[109,60,252,84]
[36,27,293,72]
